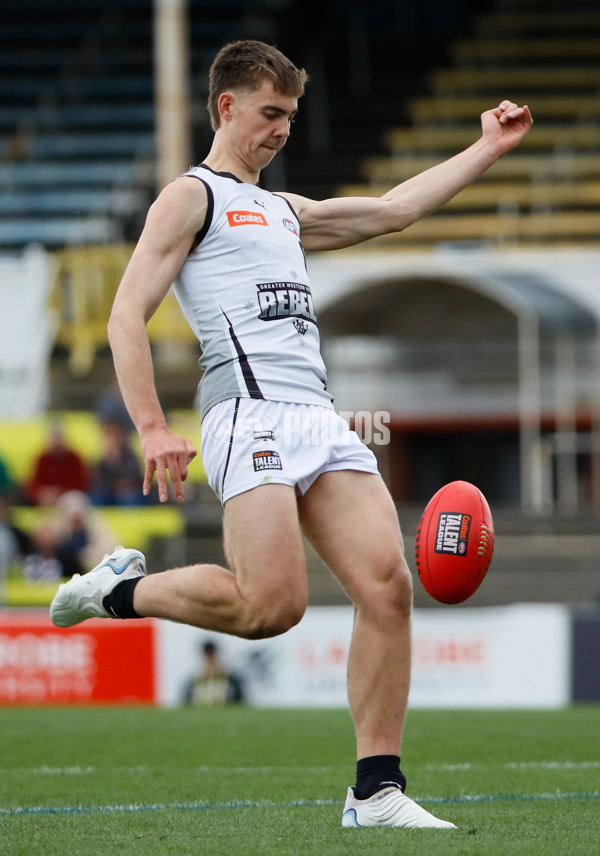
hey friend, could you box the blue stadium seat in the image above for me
[0,218,120,247]
[0,162,141,188]
[0,0,289,249]
[0,104,155,131]
[0,189,144,216]
[30,133,155,159]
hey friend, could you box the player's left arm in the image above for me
[281,100,532,252]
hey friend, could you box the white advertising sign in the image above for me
[409,604,570,708]
[156,607,353,708]
[157,604,570,709]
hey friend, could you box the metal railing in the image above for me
[49,244,196,375]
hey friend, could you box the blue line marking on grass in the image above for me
[0,791,598,817]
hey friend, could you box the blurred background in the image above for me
[0,0,599,641]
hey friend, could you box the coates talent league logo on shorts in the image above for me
[227,210,268,227]
[435,512,471,556]
[253,450,283,472]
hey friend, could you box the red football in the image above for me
[414,480,494,604]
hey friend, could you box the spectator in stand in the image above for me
[0,496,33,593]
[17,491,113,584]
[25,423,89,506]
[94,377,135,435]
[57,490,116,570]
[23,518,84,582]
[0,454,17,500]
[90,419,146,506]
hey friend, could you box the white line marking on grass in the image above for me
[0,791,598,817]
[5,761,596,777]
[0,799,338,817]
[0,764,341,777]
[36,766,96,775]
[425,791,600,805]
[426,761,600,772]
[0,766,150,776]
[506,761,600,770]
[425,764,473,771]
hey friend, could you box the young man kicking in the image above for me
[50,40,532,829]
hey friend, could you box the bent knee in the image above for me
[390,561,413,611]
[242,593,307,640]
[353,556,413,616]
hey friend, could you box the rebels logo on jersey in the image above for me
[256,281,317,324]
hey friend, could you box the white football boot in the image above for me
[341,785,457,829]
[50,547,146,627]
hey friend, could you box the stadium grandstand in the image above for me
[1,0,599,610]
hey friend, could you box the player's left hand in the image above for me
[481,100,533,154]
[140,425,197,504]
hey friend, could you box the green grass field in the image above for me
[0,705,598,856]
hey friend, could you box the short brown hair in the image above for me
[207,40,308,131]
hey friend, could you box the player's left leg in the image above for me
[297,470,455,829]
[51,483,308,639]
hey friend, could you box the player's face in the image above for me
[225,79,298,171]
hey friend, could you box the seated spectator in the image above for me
[57,490,115,570]
[0,454,17,501]
[23,519,84,582]
[0,496,33,591]
[94,377,134,434]
[90,419,146,506]
[15,491,113,585]
[25,423,89,506]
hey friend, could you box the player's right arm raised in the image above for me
[107,177,206,502]
[284,101,532,251]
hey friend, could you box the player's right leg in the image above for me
[298,470,456,829]
[50,483,308,639]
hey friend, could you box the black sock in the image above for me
[354,754,407,800]
[102,577,143,619]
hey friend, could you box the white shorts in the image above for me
[201,398,381,504]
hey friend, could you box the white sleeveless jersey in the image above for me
[173,165,334,419]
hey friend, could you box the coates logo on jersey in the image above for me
[227,210,268,227]
[283,218,298,236]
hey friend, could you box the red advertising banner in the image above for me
[0,611,156,705]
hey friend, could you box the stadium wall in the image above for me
[1,603,597,708]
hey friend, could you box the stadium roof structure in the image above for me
[312,250,600,514]
[472,270,598,337]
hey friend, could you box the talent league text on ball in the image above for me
[435,512,472,556]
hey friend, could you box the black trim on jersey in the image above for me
[198,163,244,184]
[221,397,240,499]
[222,309,265,400]
[274,193,300,221]
[273,194,306,270]
[297,240,308,274]
[183,176,214,250]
